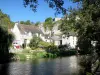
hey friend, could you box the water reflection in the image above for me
[0,63,9,75]
[0,56,83,75]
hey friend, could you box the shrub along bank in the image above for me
[45,45,77,57]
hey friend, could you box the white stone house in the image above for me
[11,23,43,48]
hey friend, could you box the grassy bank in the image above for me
[11,48,77,61]
[11,49,46,61]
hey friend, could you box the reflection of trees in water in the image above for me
[30,59,55,75]
[0,64,9,75]
[77,55,99,75]
[0,56,85,75]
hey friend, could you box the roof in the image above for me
[51,36,62,41]
[17,24,43,34]
[68,32,77,36]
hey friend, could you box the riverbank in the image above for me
[10,48,77,61]
[10,49,46,61]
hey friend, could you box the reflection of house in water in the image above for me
[11,18,77,49]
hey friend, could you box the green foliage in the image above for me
[44,17,54,31]
[0,9,14,29]
[77,37,93,54]
[43,17,55,39]
[58,0,100,56]
[20,20,32,25]
[23,0,66,15]
[29,36,42,49]
[8,33,14,47]
[25,20,31,25]
[34,52,47,58]
[43,53,57,58]
[71,0,100,55]
[15,54,26,61]
[46,45,59,54]
[14,51,47,60]
[35,21,40,26]
[45,45,77,57]
[0,9,14,63]
[20,21,25,24]
[0,26,14,51]
[0,26,14,63]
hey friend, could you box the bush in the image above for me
[58,45,71,51]
[43,53,57,58]
[46,45,59,54]
[59,50,77,56]
[29,36,42,49]
[45,45,77,57]
[36,52,46,58]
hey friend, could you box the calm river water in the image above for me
[0,56,84,75]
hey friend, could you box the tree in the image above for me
[23,0,66,15]
[0,9,14,63]
[43,17,55,38]
[44,17,53,31]
[20,20,32,25]
[0,9,14,29]
[35,21,40,26]
[61,0,100,74]
[58,0,100,54]
[20,21,25,24]
[59,14,76,35]
[29,36,42,49]
[0,25,14,63]
[25,20,31,25]
[72,0,100,54]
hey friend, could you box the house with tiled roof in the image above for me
[11,23,44,48]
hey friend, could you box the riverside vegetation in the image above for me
[12,35,84,61]
[12,46,77,61]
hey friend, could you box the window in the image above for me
[73,41,74,45]
[60,40,62,45]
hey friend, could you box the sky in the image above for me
[0,0,77,23]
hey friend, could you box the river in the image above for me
[0,56,84,75]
